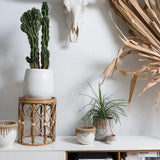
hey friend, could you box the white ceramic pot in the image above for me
[76,126,96,145]
[0,121,18,148]
[23,69,54,99]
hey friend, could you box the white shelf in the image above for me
[0,136,160,152]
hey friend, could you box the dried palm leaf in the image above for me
[102,0,160,107]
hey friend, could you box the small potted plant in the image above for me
[80,83,127,141]
[76,126,96,145]
[20,2,54,99]
[0,121,18,148]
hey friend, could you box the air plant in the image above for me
[80,83,127,125]
[102,0,160,109]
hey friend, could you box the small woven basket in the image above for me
[0,121,18,148]
[0,121,18,137]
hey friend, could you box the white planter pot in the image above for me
[23,69,54,99]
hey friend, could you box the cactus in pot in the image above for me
[21,2,54,99]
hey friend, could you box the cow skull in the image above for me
[63,0,88,42]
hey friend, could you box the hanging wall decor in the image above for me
[63,0,88,42]
[102,0,160,108]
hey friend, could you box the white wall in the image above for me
[0,0,160,137]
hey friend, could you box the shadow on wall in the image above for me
[0,30,22,121]
[8,0,69,48]
[0,68,22,120]
[64,0,125,100]
[89,0,123,47]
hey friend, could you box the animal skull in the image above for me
[63,0,88,42]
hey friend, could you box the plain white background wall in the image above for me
[0,0,160,136]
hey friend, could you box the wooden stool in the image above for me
[18,97,56,146]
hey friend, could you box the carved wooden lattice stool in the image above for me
[18,97,56,146]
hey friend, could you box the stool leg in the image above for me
[18,102,21,143]
[31,104,35,145]
[40,105,43,136]
[44,104,47,144]
[52,103,56,141]
[21,104,24,144]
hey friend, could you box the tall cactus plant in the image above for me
[21,8,41,68]
[20,2,50,69]
[41,2,50,69]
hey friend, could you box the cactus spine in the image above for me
[41,2,50,69]
[20,8,41,68]
[20,2,50,69]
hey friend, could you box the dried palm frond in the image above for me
[102,0,160,108]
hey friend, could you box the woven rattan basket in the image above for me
[18,97,56,146]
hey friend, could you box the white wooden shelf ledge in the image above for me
[0,136,160,151]
[1,136,160,160]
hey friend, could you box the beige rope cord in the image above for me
[76,126,96,134]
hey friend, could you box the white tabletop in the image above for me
[1,136,160,152]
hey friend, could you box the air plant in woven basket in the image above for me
[80,83,127,140]
[102,0,160,109]
[80,84,127,124]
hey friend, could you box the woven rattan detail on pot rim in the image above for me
[94,118,113,129]
[76,126,96,134]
